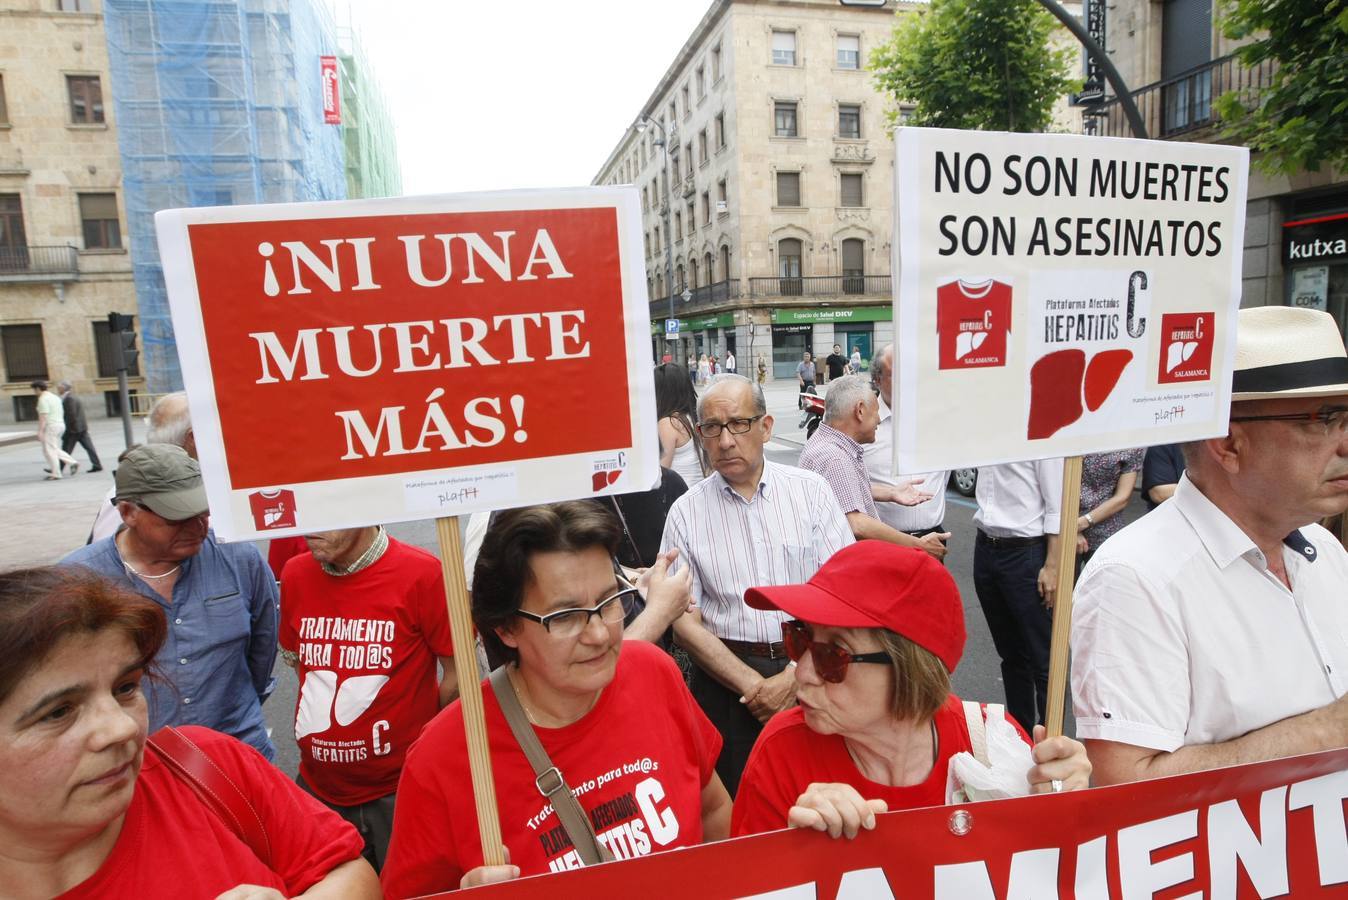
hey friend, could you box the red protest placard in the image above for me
[448,748,1348,899]
[157,189,657,541]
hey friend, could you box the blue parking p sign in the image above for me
[665,318,680,336]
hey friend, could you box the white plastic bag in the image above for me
[945,702,1035,803]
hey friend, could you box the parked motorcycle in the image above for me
[798,391,825,440]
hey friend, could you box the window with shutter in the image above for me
[777,172,801,207]
[840,174,863,208]
[837,35,860,69]
[1,324,48,381]
[771,31,796,66]
[79,193,121,249]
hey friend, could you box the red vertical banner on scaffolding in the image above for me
[321,55,341,125]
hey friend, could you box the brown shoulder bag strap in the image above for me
[488,666,614,866]
[146,726,273,866]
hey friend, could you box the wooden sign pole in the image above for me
[1044,455,1083,739]
[435,515,506,866]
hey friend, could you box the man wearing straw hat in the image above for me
[1072,306,1348,785]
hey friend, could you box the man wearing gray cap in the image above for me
[61,443,280,759]
[1072,306,1348,785]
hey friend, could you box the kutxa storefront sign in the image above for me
[1284,212,1348,264]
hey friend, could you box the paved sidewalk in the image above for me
[0,416,132,568]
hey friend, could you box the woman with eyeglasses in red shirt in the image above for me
[731,541,1092,839]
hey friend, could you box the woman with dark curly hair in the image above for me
[382,501,730,897]
[0,566,378,898]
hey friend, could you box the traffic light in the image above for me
[107,312,138,371]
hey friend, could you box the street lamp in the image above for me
[636,114,677,361]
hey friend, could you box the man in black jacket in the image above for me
[58,381,103,473]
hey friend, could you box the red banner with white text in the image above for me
[444,749,1348,899]
[321,55,340,124]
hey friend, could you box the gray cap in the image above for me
[114,444,209,520]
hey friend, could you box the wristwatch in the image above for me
[1084,513,1095,527]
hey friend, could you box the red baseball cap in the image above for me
[745,541,966,673]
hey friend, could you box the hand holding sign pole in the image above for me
[156,186,658,871]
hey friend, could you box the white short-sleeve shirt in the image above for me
[1071,474,1348,752]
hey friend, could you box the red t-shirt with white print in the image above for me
[279,537,455,806]
[380,641,722,898]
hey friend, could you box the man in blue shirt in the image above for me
[62,444,279,759]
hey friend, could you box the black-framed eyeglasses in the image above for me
[1229,406,1348,438]
[782,620,890,684]
[514,573,638,638]
[696,414,765,438]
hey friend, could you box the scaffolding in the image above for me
[103,0,348,392]
[337,26,402,199]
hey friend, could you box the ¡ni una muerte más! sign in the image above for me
[156,188,658,542]
[892,128,1249,473]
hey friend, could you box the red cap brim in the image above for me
[745,581,886,630]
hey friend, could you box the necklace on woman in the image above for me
[124,560,181,580]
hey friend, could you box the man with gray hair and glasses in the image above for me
[799,374,949,560]
[660,374,853,794]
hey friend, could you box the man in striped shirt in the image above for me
[799,375,949,560]
[661,374,853,795]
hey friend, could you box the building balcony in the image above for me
[0,246,80,283]
[747,274,890,299]
[649,279,740,318]
[1081,53,1276,140]
[647,274,891,319]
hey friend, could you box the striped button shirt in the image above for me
[797,423,877,518]
[660,460,854,643]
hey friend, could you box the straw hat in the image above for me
[1230,306,1348,401]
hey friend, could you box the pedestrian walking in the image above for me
[725,350,736,374]
[756,355,766,384]
[57,380,102,472]
[1074,448,1144,567]
[31,380,78,480]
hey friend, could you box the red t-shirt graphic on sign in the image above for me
[249,488,297,531]
[936,279,1013,369]
[279,538,455,807]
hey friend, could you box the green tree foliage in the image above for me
[1215,0,1348,175]
[869,0,1077,133]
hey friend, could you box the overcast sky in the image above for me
[337,0,719,196]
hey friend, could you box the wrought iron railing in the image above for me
[1082,54,1276,140]
[649,279,740,317]
[0,245,80,276]
[747,274,890,299]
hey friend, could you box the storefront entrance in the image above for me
[772,324,812,379]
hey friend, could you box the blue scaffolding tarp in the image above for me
[104,0,347,392]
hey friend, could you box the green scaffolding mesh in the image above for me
[104,0,349,393]
[337,27,402,199]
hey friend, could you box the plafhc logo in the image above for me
[592,451,628,492]
[248,488,297,530]
[1157,312,1215,384]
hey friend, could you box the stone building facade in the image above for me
[0,0,143,424]
[596,0,1084,380]
[595,0,922,379]
[1084,0,1348,335]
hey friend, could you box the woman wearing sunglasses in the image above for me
[731,541,1091,839]
[381,502,731,897]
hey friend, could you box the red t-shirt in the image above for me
[936,279,1013,369]
[730,695,1030,837]
[58,727,363,898]
[279,538,456,806]
[380,641,722,898]
[268,535,308,580]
